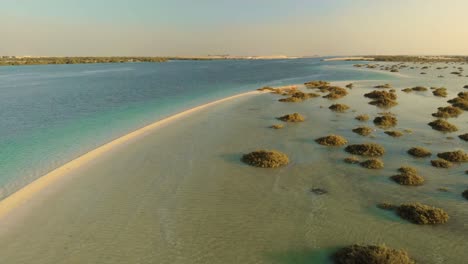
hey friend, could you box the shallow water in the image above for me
[0,63,466,263]
[0,59,390,200]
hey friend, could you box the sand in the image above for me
[0,91,261,220]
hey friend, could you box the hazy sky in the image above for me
[2,0,468,56]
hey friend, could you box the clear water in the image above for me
[0,61,466,263]
[0,59,391,199]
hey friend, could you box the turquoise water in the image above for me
[0,59,391,199]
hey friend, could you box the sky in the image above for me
[2,0,468,56]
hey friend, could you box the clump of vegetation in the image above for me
[355,114,369,121]
[447,97,468,111]
[432,88,448,97]
[402,88,412,93]
[304,80,330,88]
[397,203,449,225]
[452,100,468,111]
[278,96,301,102]
[360,159,384,169]
[385,131,403,137]
[398,166,418,175]
[306,92,321,98]
[462,190,468,200]
[448,96,467,105]
[374,84,392,89]
[437,150,468,162]
[304,81,349,101]
[391,167,424,186]
[278,91,319,102]
[344,156,360,164]
[459,133,468,141]
[259,85,298,95]
[412,86,428,92]
[364,90,397,100]
[345,143,385,157]
[310,188,328,195]
[241,150,289,168]
[364,90,398,108]
[352,126,373,136]
[323,86,349,99]
[257,86,276,92]
[369,98,398,108]
[458,91,468,99]
[332,244,415,264]
[374,114,398,128]
[431,159,453,168]
[329,104,350,112]
[270,85,300,95]
[428,119,458,132]
[278,113,305,122]
[432,106,463,118]
[345,83,354,89]
[315,135,348,146]
[270,124,284,129]
[407,147,432,158]
[377,203,397,210]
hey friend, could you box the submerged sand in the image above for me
[0,66,467,263]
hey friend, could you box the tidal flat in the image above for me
[0,62,467,264]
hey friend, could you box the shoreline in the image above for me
[0,55,303,67]
[322,56,374,62]
[323,64,410,78]
[0,90,261,220]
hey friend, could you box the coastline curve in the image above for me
[0,90,261,220]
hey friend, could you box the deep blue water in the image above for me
[0,58,392,199]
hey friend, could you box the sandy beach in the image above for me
[0,90,261,220]
[0,64,466,263]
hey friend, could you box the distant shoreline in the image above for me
[3,55,468,67]
[322,56,375,62]
[0,55,305,67]
[324,55,468,62]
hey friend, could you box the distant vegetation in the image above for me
[0,56,168,66]
[0,55,297,66]
[351,55,468,62]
